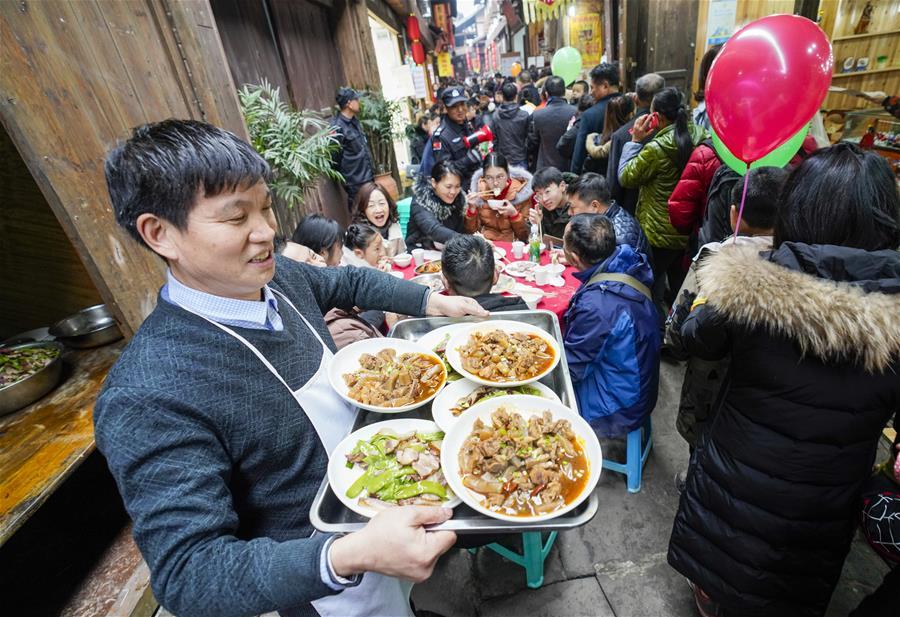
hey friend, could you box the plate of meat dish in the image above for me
[430,379,560,432]
[415,260,443,275]
[329,339,447,413]
[444,320,560,387]
[417,323,470,382]
[441,395,601,522]
[329,419,461,517]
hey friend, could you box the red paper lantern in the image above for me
[411,41,425,65]
[406,14,420,40]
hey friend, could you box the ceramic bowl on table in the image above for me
[328,338,447,413]
[516,287,545,309]
[49,304,123,349]
[441,394,601,522]
[444,320,561,387]
[392,253,413,268]
[0,342,65,416]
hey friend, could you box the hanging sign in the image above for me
[411,64,428,99]
[569,13,601,67]
[437,51,454,77]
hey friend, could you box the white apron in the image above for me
[175,289,413,617]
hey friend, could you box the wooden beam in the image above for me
[333,0,383,90]
[0,0,245,336]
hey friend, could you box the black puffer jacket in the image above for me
[404,179,465,250]
[668,241,900,617]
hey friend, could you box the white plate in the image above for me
[410,273,444,292]
[491,273,516,294]
[504,261,538,278]
[493,246,507,260]
[441,395,601,523]
[445,320,561,387]
[417,323,471,354]
[423,249,442,262]
[329,419,461,518]
[328,339,447,413]
[431,379,560,432]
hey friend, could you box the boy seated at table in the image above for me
[529,166,577,238]
[441,235,529,312]
[563,213,660,438]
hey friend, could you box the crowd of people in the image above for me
[91,50,899,617]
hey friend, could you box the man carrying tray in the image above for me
[94,119,487,617]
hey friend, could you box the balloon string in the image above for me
[731,169,750,244]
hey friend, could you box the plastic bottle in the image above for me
[528,224,541,263]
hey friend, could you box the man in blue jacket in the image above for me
[566,172,651,258]
[570,63,620,174]
[563,214,660,438]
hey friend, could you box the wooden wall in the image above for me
[0,0,247,336]
[0,125,103,340]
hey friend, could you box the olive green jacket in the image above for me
[620,123,707,249]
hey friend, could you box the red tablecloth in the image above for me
[392,240,581,325]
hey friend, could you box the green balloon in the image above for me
[711,123,810,175]
[551,47,583,86]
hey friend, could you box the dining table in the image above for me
[392,240,582,327]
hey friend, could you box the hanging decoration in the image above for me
[523,0,575,25]
[406,14,426,65]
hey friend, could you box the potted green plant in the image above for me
[238,80,343,211]
[357,90,403,200]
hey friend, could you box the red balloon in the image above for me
[705,15,832,163]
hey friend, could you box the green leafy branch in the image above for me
[239,80,344,209]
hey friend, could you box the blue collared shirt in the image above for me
[162,270,284,331]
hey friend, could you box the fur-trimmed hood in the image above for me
[696,241,900,372]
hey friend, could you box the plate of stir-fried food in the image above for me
[329,419,461,517]
[430,378,560,432]
[330,339,447,412]
[418,323,470,382]
[441,395,601,522]
[445,321,560,387]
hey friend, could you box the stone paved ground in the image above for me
[411,360,891,617]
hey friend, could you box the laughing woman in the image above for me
[352,182,406,257]
[667,143,900,617]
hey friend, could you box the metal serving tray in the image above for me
[310,310,599,534]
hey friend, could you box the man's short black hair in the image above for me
[442,234,495,297]
[564,213,616,265]
[532,167,565,190]
[566,172,610,205]
[729,166,788,231]
[105,119,271,248]
[501,82,518,102]
[573,79,588,92]
[589,63,620,88]
[545,76,566,98]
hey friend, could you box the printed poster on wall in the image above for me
[437,51,454,77]
[410,64,428,99]
[569,13,601,67]
[706,0,737,46]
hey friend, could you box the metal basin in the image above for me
[0,342,64,416]
[49,304,123,349]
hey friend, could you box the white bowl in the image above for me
[444,320,561,387]
[431,378,560,432]
[392,253,413,268]
[329,418,461,518]
[328,339,447,413]
[516,288,544,309]
[487,199,505,209]
[388,270,405,279]
[441,394,602,522]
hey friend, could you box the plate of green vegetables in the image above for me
[328,419,461,517]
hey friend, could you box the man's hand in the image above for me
[498,201,518,218]
[426,293,489,317]
[529,205,543,226]
[329,506,456,582]
[631,113,655,142]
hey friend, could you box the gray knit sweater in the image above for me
[94,257,428,617]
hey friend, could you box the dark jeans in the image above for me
[650,246,687,320]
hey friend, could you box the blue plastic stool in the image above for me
[396,196,412,237]
[468,531,558,588]
[601,416,653,493]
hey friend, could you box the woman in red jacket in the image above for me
[667,139,721,238]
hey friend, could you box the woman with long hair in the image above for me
[619,86,706,309]
[351,182,406,257]
[405,161,466,250]
[464,152,533,242]
[667,143,900,617]
[692,44,722,131]
[585,94,636,167]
